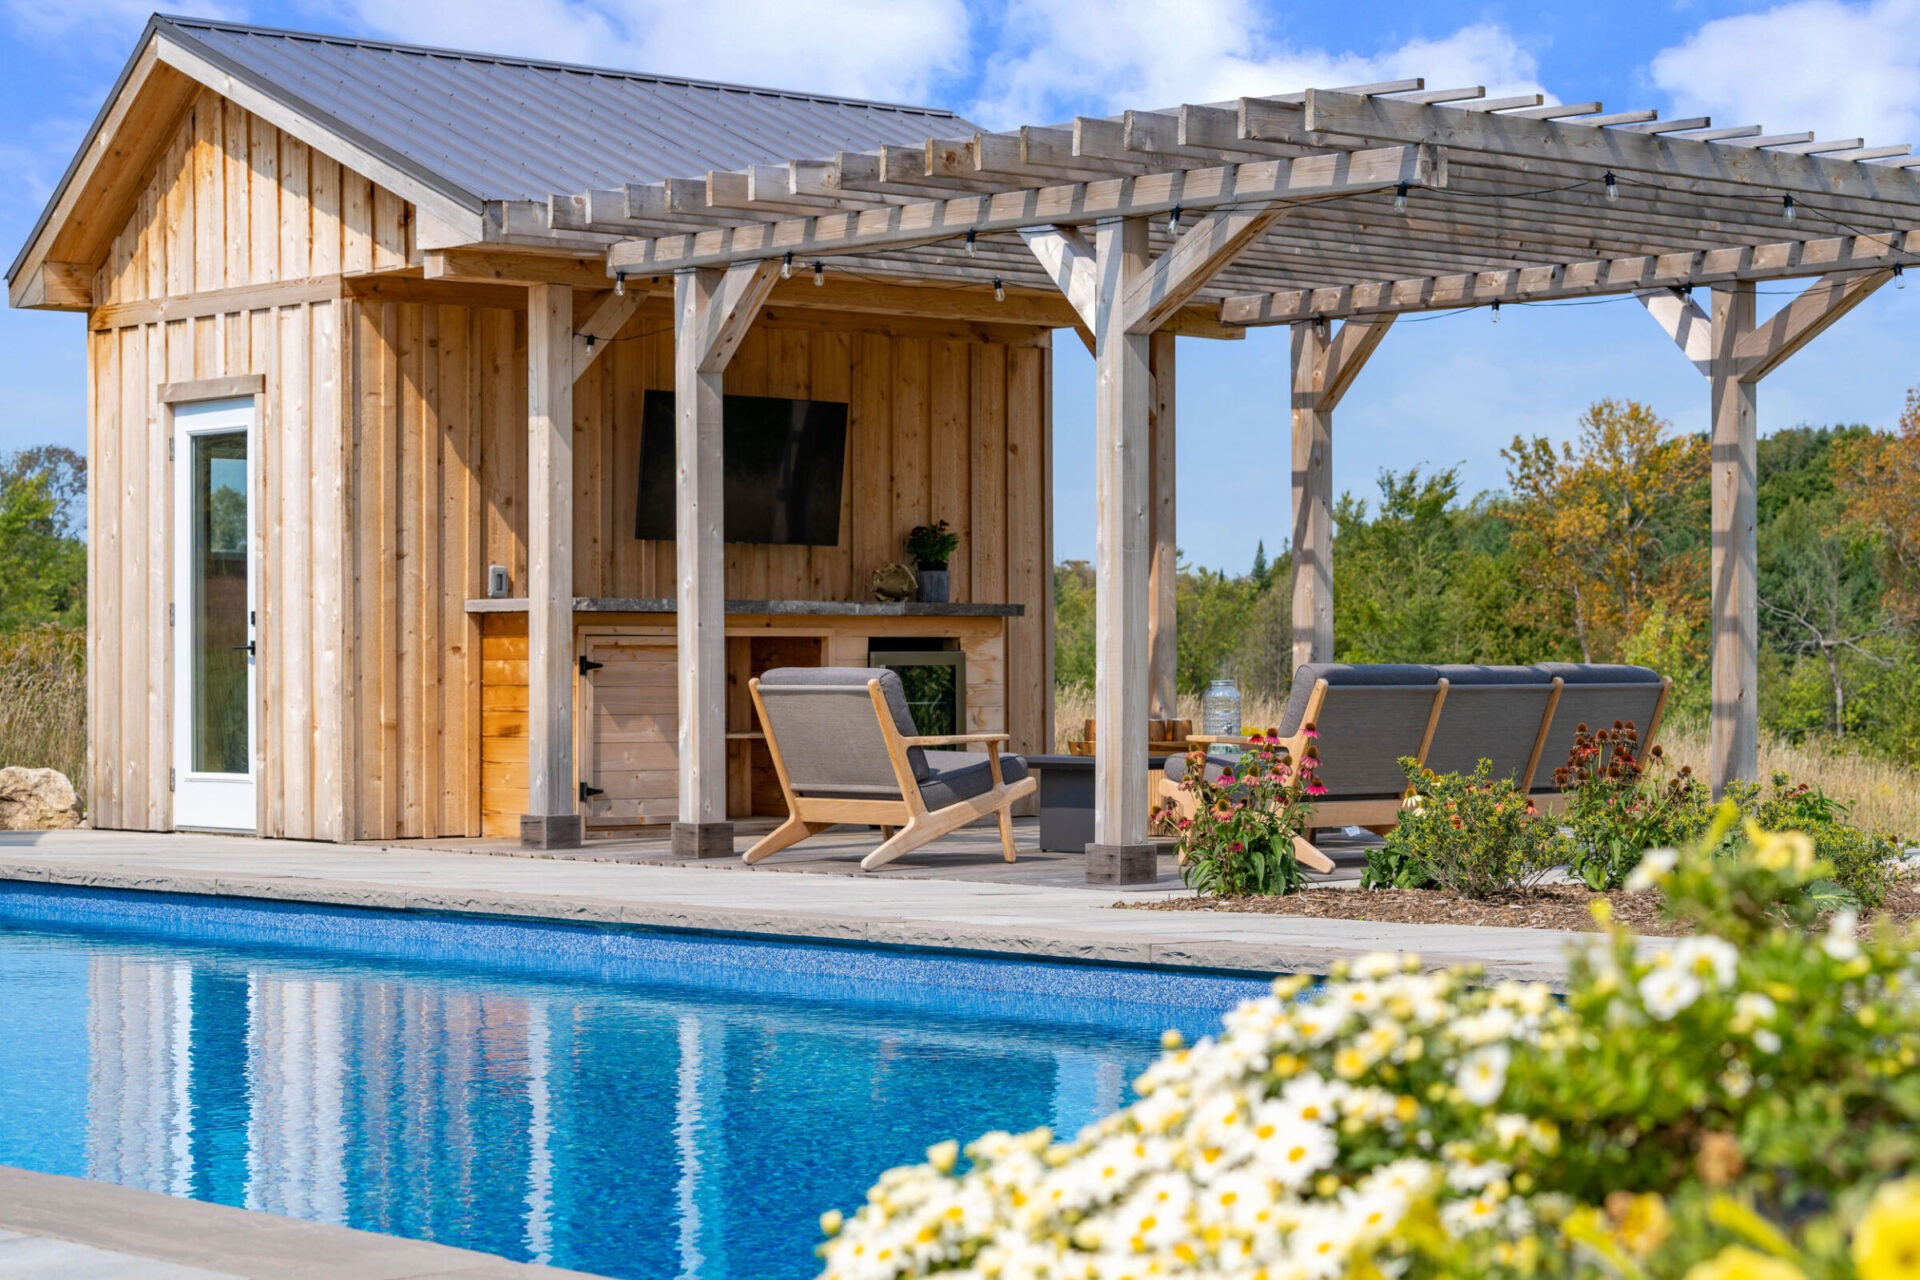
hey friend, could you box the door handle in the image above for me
[231,641,256,656]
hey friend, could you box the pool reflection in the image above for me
[44,945,1144,1279]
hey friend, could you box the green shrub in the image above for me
[820,818,1920,1280]
[1558,720,1715,890]
[1365,757,1568,898]
[1749,771,1910,909]
[1171,732,1317,897]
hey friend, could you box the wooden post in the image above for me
[1088,216,1154,873]
[1709,282,1759,795]
[522,283,579,848]
[1147,331,1177,719]
[1289,321,1334,671]
[670,261,780,857]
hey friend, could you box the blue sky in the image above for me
[3,0,1916,571]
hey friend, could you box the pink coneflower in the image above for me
[1303,723,1320,739]
[1307,781,1328,797]
[1217,771,1235,787]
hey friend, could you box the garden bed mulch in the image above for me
[1125,882,1920,937]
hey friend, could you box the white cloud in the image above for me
[1648,0,1920,146]
[314,0,974,105]
[970,0,1548,127]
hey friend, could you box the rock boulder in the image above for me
[0,766,84,830]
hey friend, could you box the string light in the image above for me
[965,229,977,256]
[1393,182,1409,214]
[1898,264,1907,290]
[1783,195,1797,222]
[1167,205,1182,236]
[813,262,825,287]
[614,270,626,297]
[993,278,1006,302]
[1604,172,1618,202]
[781,251,793,280]
[1490,300,1501,324]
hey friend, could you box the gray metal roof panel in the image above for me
[158,16,974,204]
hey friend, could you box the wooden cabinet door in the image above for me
[577,631,678,827]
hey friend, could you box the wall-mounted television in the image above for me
[633,390,848,547]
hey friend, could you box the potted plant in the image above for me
[903,520,959,603]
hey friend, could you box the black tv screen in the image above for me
[633,390,848,546]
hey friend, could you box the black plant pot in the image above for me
[916,567,950,603]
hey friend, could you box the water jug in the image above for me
[1201,678,1242,737]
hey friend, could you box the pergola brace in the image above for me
[1019,226,1099,329]
[1637,287,1714,375]
[573,287,647,377]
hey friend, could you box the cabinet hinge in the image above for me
[168,767,176,793]
[167,438,174,462]
[579,781,605,801]
[578,655,604,676]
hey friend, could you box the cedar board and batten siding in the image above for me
[474,305,1054,837]
[85,89,409,839]
[82,87,1052,843]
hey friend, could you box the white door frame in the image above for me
[171,398,258,831]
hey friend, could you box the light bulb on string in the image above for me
[1605,172,1618,202]
[813,262,825,287]
[614,271,626,298]
[1897,264,1907,290]
[965,229,977,256]
[1167,205,1182,236]
[1393,182,1409,214]
[1783,195,1797,222]
[781,252,793,280]
[993,278,1005,302]
[1490,300,1501,324]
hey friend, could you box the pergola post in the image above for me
[671,262,780,857]
[1287,317,1393,672]
[1639,270,1890,793]
[1708,282,1760,795]
[1147,331,1178,719]
[522,283,579,848]
[1090,216,1155,875]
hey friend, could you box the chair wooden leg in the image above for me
[1292,834,1337,874]
[879,826,896,840]
[996,802,1017,863]
[743,815,829,865]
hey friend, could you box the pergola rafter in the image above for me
[521,77,1920,873]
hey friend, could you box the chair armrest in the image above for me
[902,733,1012,748]
[1187,734,1255,747]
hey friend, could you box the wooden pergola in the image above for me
[522,80,1919,866]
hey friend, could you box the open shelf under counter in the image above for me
[466,597,1025,617]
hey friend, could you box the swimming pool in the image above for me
[0,883,1272,1279]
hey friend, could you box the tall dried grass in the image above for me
[0,625,86,800]
[1051,684,1920,838]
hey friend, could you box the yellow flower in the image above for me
[1682,1245,1807,1280]
[1854,1179,1920,1280]
[926,1139,959,1174]
[819,1209,844,1237]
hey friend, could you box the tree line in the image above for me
[1056,392,1920,765]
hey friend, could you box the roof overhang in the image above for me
[7,16,487,312]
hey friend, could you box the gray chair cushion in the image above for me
[1533,662,1663,686]
[917,751,1029,810]
[1161,753,1239,786]
[1433,664,1550,687]
[756,667,929,792]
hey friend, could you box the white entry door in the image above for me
[172,399,257,830]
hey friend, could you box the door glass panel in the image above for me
[190,433,249,774]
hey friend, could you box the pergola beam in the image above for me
[1297,89,1920,208]
[1221,229,1920,322]
[608,145,1439,273]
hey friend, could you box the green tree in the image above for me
[0,447,87,631]
[1332,467,1472,663]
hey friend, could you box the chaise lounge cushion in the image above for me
[916,751,1030,810]
[1161,753,1241,786]
[1277,663,1443,737]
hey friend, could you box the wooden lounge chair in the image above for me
[745,667,1037,871]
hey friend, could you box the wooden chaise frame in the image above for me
[744,676,1039,871]
[1156,673,1670,859]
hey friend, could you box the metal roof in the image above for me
[157,15,974,205]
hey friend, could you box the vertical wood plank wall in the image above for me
[82,89,1052,843]
[85,89,407,838]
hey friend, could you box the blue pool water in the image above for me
[0,884,1271,1279]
